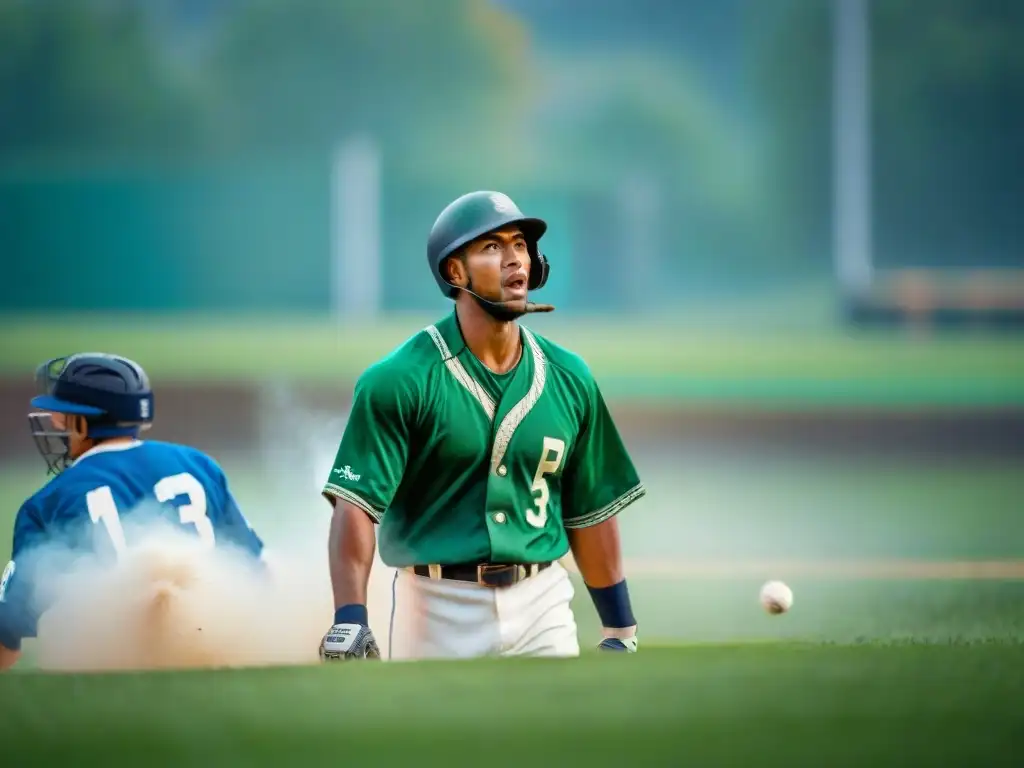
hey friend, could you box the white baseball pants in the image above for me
[384,561,580,660]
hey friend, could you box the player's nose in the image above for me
[502,248,525,271]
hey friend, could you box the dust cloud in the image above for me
[30,510,397,673]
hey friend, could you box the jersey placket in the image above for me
[426,322,548,561]
[479,328,546,560]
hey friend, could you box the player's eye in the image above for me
[514,240,527,250]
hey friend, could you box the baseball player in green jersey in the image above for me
[318,191,645,661]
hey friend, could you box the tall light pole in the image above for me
[833,0,874,296]
[331,135,382,319]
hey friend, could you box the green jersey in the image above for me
[322,311,645,567]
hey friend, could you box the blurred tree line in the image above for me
[1,0,1020,271]
[0,0,533,179]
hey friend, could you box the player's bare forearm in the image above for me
[327,500,377,610]
[567,517,638,647]
[566,516,625,588]
[0,644,20,671]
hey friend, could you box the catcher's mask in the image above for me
[29,353,154,475]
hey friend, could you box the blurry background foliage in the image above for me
[1,0,1021,315]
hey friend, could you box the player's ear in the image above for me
[70,414,88,437]
[445,254,468,287]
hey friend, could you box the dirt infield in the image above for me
[564,558,1024,580]
[1,378,1021,461]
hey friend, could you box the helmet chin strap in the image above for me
[451,282,555,320]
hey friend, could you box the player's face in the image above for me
[28,409,93,475]
[458,226,531,301]
[49,412,90,458]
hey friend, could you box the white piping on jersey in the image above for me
[489,327,546,475]
[424,325,496,421]
[71,439,143,467]
[562,482,647,529]
[323,483,383,524]
[425,325,547,476]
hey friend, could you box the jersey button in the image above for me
[497,465,507,477]
[493,511,507,524]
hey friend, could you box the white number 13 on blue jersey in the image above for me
[86,472,216,555]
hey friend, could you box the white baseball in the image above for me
[760,580,793,614]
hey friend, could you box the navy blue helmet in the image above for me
[29,353,154,474]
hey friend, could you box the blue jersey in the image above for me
[0,440,264,651]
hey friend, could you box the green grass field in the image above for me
[2,644,1024,767]
[2,449,1023,765]
[2,313,1023,405]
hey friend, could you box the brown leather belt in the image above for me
[410,562,553,588]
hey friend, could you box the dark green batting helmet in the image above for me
[427,191,550,299]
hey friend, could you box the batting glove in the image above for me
[319,623,381,661]
[597,636,638,652]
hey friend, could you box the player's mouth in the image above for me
[503,273,528,296]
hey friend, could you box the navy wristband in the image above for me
[333,604,368,626]
[586,580,636,629]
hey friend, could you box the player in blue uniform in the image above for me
[0,353,264,670]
